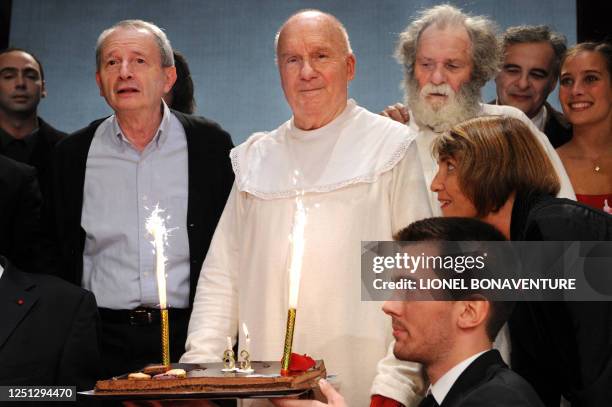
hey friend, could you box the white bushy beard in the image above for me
[405,76,482,133]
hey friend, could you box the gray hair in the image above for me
[395,4,500,89]
[500,25,567,77]
[96,20,174,70]
[274,9,353,62]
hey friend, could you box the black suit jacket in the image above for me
[542,102,572,148]
[439,350,544,407]
[0,117,65,200]
[0,256,100,390]
[0,155,45,274]
[509,192,612,407]
[487,100,571,148]
[50,110,234,305]
[31,118,66,199]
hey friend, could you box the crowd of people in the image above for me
[0,4,611,407]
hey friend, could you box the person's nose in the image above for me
[382,301,396,315]
[15,72,26,89]
[516,73,530,90]
[570,79,586,97]
[119,60,133,80]
[431,170,444,192]
[430,64,446,85]
[300,59,318,80]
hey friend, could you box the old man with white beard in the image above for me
[182,9,432,406]
[383,5,574,213]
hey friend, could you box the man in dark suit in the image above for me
[494,25,572,148]
[0,48,66,198]
[0,255,100,391]
[273,218,544,407]
[0,154,47,274]
[50,20,234,378]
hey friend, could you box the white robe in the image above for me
[181,100,432,406]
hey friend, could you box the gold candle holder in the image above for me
[280,308,297,375]
[239,350,254,372]
[223,349,236,371]
[161,308,170,366]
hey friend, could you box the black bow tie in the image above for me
[419,394,440,407]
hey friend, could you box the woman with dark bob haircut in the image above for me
[431,115,612,407]
[431,115,609,240]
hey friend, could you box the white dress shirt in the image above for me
[531,105,548,132]
[430,350,488,405]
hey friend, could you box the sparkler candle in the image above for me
[145,205,170,366]
[281,195,306,374]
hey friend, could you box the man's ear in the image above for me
[163,66,177,94]
[456,298,489,331]
[41,80,47,98]
[346,53,356,82]
[95,72,104,97]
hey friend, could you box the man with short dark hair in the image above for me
[273,217,544,407]
[51,20,234,377]
[494,25,571,147]
[0,48,65,198]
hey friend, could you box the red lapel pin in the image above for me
[17,299,24,305]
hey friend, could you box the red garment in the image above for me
[370,394,405,407]
[576,194,612,214]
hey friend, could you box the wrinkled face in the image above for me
[431,157,478,217]
[0,51,45,115]
[383,299,455,364]
[559,51,612,127]
[277,13,355,130]
[414,25,473,106]
[96,27,176,114]
[496,42,557,118]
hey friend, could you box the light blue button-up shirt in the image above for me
[81,102,190,309]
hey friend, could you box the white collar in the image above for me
[0,263,4,280]
[530,104,548,132]
[231,99,416,199]
[429,350,488,405]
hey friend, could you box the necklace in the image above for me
[588,152,610,173]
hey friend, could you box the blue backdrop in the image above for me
[10,0,576,143]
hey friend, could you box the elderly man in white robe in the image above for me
[181,9,431,406]
[381,5,574,213]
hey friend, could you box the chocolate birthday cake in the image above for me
[94,360,326,397]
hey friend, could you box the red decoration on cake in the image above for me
[288,353,315,372]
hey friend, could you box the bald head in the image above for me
[275,10,352,59]
[274,9,356,130]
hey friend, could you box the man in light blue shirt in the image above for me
[50,20,234,377]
